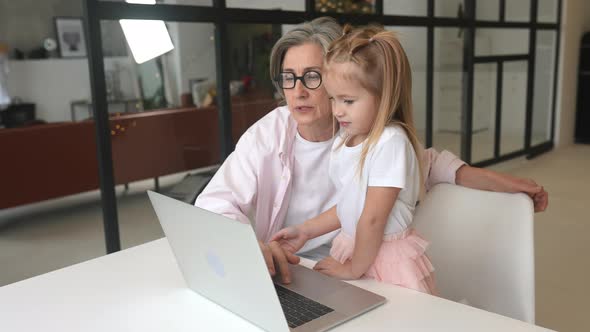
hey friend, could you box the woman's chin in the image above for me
[290,110,318,125]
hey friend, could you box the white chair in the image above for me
[412,183,535,323]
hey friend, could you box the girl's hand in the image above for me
[270,226,309,254]
[313,257,356,280]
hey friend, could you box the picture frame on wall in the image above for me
[54,17,87,58]
[189,78,210,108]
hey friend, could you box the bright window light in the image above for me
[126,0,156,4]
[120,0,174,64]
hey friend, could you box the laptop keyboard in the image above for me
[274,284,334,328]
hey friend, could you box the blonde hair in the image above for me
[325,25,425,190]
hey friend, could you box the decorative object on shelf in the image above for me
[189,78,210,108]
[229,80,244,96]
[105,62,124,101]
[110,119,137,137]
[43,38,59,58]
[202,88,216,107]
[27,47,48,59]
[12,48,25,60]
[54,17,87,58]
[315,0,374,14]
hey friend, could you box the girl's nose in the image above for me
[332,105,343,117]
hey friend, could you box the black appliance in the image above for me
[0,103,36,128]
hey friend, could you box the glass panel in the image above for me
[476,0,500,21]
[384,0,427,16]
[433,28,464,157]
[72,19,144,121]
[102,21,220,249]
[316,0,375,14]
[227,24,280,144]
[435,0,464,18]
[0,2,104,285]
[471,63,497,163]
[385,26,427,143]
[100,0,213,6]
[538,0,558,23]
[505,0,530,22]
[500,61,527,155]
[532,31,557,145]
[227,0,304,11]
[475,29,529,56]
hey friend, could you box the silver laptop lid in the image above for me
[147,191,290,332]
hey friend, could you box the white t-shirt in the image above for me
[284,132,339,253]
[329,125,420,236]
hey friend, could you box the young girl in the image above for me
[270,25,437,295]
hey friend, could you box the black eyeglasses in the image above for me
[275,71,322,90]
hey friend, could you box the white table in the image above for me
[0,238,554,332]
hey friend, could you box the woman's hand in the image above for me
[508,177,549,213]
[455,165,549,212]
[259,240,300,284]
[313,257,356,280]
[270,225,310,254]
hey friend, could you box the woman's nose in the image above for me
[294,79,308,98]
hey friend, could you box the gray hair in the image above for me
[269,17,343,100]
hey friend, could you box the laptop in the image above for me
[147,191,386,332]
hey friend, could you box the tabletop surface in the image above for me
[0,238,554,332]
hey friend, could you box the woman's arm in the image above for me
[195,131,258,224]
[424,148,548,212]
[455,165,548,212]
[423,148,466,192]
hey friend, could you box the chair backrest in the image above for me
[413,183,535,323]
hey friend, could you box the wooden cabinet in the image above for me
[0,97,276,209]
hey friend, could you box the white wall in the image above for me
[532,31,558,143]
[172,23,216,95]
[555,0,590,147]
[167,0,217,103]
[385,26,427,132]
[6,57,138,123]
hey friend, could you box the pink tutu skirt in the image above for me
[330,228,438,295]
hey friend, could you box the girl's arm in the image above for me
[349,186,400,278]
[270,206,341,254]
[300,205,341,238]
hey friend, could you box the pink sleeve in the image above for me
[423,148,467,192]
[194,131,258,225]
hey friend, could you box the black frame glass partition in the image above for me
[84,0,562,253]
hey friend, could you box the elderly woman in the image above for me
[195,17,548,283]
